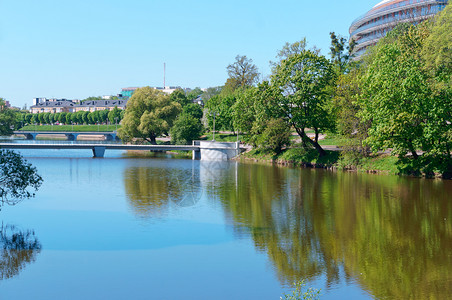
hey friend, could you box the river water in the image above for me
[0,146,451,299]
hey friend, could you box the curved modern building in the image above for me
[350,0,449,58]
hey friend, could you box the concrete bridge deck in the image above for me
[13,131,119,141]
[0,141,243,160]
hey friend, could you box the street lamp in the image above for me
[211,111,217,141]
[114,117,118,132]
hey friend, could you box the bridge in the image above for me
[0,141,243,160]
[13,131,119,141]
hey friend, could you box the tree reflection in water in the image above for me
[122,160,452,299]
[124,164,202,218]
[212,163,452,299]
[0,223,41,280]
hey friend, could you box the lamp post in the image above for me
[211,111,217,141]
[114,117,118,132]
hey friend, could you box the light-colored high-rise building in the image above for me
[350,0,449,58]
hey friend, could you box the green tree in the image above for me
[43,113,50,125]
[333,69,370,163]
[0,150,42,208]
[53,113,60,124]
[201,86,222,102]
[170,114,204,145]
[186,87,203,102]
[82,111,89,124]
[329,32,356,74]
[170,89,190,107]
[265,50,336,156]
[65,113,72,125]
[256,118,291,154]
[224,55,259,92]
[422,3,452,79]
[99,109,109,124]
[269,38,319,73]
[0,99,16,136]
[38,113,45,124]
[58,112,67,124]
[360,25,435,160]
[48,113,55,124]
[118,87,181,144]
[108,106,121,124]
[24,113,32,125]
[205,94,236,132]
[232,86,268,145]
[31,114,39,125]
[182,103,203,120]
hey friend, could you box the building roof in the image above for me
[374,0,393,8]
[32,100,75,108]
[31,99,128,109]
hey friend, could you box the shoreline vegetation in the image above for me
[208,133,449,179]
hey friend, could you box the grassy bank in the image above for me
[201,132,243,142]
[19,124,121,132]
[240,147,402,175]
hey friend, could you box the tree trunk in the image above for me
[314,127,319,143]
[147,135,157,145]
[295,127,326,157]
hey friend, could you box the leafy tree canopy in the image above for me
[118,87,181,144]
[422,3,452,79]
[265,50,336,156]
[329,32,356,74]
[182,103,203,120]
[170,89,190,107]
[225,55,259,92]
[170,114,203,145]
[0,150,43,208]
[0,99,16,136]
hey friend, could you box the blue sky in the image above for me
[0,0,379,108]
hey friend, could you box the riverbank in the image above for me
[237,147,450,179]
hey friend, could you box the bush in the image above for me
[170,114,204,145]
[256,118,291,154]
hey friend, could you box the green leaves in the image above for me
[0,99,16,136]
[266,50,336,156]
[0,150,43,208]
[357,20,451,175]
[118,87,182,144]
[170,114,203,145]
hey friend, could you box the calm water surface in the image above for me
[1,147,451,299]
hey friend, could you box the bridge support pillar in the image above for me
[192,150,201,160]
[92,147,106,158]
[199,141,240,161]
[65,133,79,141]
[25,133,38,140]
[104,134,115,141]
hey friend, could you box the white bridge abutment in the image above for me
[198,141,240,161]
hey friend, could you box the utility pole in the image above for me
[164,63,166,88]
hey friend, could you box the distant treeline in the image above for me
[17,107,124,126]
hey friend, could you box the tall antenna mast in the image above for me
[163,63,166,88]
